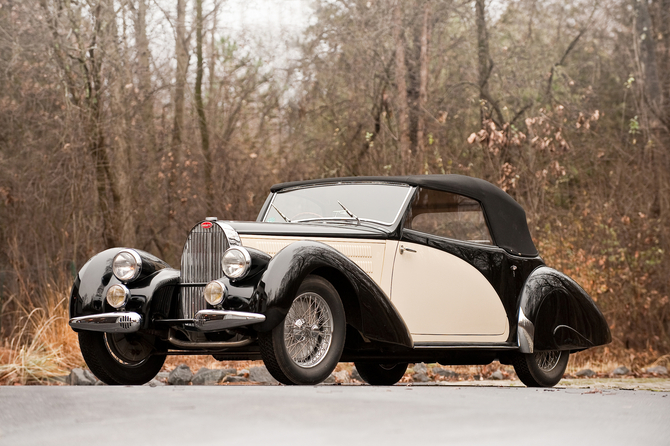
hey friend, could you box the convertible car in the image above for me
[69,175,610,387]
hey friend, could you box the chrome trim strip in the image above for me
[215,222,242,247]
[278,181,412,193]
[69,312,142,333]
[412,344,517,350]
[193,309,266,332]
[517,307,535,353]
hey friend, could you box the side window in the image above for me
[406,188,492,244]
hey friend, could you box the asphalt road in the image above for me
[0,385,668,446]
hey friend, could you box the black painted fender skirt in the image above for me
[250,241,413,348]
[519,266,611,351]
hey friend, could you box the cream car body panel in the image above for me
[390,240,509,343]
[240,235,390,294]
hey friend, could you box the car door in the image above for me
[390,188,509,344]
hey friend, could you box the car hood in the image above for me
[226,221,390,239]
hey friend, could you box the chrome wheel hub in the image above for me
[104,333,153,366]
[284,292,333,368]
[536,350,561,372]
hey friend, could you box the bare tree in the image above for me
[393,1,412,174]
[417,0,432,169]
[195,0,213,215]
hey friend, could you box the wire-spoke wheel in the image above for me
[284,292,334,368]
[78,331,166,385]
[259,275,345,385]
[536,350,562,372]
[512,350,569,388]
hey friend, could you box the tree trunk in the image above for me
[195,0,213,215]
[208,3,218,101]
[108,0,137,247]
[659,0,670,124]
[134,0,156,155]
[635,0,662,114]
[393,2,411,174]
[86,0,136,248]
[171,0,188,157]
[169,0,188,225]
[417,1,431,171]
[475,0,491,127]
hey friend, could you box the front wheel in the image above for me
[512,350,569,387]
[259,275,346,385]
[78,331,166,385]
[354,362,408,385]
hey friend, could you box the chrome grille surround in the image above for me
[180,222,240,319]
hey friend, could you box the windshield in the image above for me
[263,183,413,225]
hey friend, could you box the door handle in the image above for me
[399,245,417,254]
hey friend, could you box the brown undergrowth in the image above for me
[0,282,83,385]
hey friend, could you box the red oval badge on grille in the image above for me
[201,221,213,229]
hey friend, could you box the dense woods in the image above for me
[0,0,669,367]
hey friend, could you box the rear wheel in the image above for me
[78,331,166,385]
[259,275,345,385]
[512,350,569,387]
[355,362,408,385]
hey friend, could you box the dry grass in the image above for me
[0,285,83,385]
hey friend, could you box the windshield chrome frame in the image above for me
[262,182,416,227]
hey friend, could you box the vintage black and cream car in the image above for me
[69,175,610,387]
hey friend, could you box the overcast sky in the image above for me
[219,0,313,35]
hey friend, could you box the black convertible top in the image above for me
[271,174,538,257]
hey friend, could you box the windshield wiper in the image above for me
[271,204,291,222]
[337,201,360,224]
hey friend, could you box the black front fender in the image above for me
[250,241,413,348]
[69,248,179,329]
[518,266,611,352]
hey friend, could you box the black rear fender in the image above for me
[518,266,611,352]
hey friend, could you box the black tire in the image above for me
[78,331,166,385]
[512,350,569,387]
[259,275,346,385]
[354,362,408,385]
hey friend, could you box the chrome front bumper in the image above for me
[69,310,265,334]
[69,312,142,333]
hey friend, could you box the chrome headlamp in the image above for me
[221,247,251,280]
[204,280,228,306]
[112,250,142,282]
[106,284,130,309]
